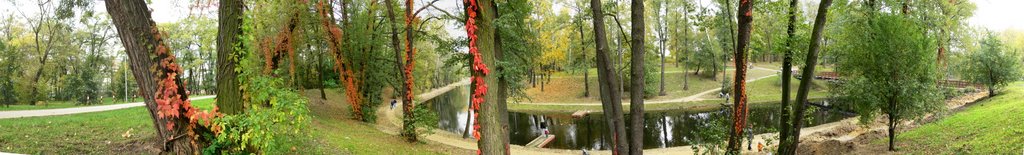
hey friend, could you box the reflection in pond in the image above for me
[425,86,852,150]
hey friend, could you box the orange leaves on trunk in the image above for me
[149,22,222,142]
[317,0,364,120]
[260,14,300,76]
[463,1,490,154]
[402,0,416,121]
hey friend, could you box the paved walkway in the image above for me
[522,66,780,106]
[0,95,216,119]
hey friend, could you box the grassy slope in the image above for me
[511,74,830,114]
[303,89,467,155]
[891,82,1024,154]
[0,98,214,154]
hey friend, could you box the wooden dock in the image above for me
[525,135,556,148]
[571,110,590,118]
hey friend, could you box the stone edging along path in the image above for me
[0,95,216,119]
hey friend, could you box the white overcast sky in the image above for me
[1,0,1022,33]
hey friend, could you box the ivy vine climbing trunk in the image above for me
[590,0,630,154]
[628,0,646,154]
[726,0,753,153]
[216,0,244,114]
[384,0,415,141]
[785,0,833,154]
[465,0,510,153]
[317,0,364,121]
[104,0,215,153]
[402,0,418,142]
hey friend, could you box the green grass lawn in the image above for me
[884,82,1024,154]
[742,74,829,103]
[0,98,214,154]
[0,97,146,111]
[0,89,463,155]
[303,89,468,155]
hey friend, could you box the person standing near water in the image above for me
[747,126,754,150]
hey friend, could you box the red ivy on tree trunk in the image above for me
[464,0,491,154]
[317,0,364,120]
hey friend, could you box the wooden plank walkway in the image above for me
[525,135,556,148]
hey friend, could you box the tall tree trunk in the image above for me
[383,0,416,142]
[658,1,666,97]
[401,0,418,142]
[216,0,244,114]
[105,0,209,153]
[683,8,690,91]
[777,0,799,153]
[318,48,327,100]
[466,0,511,153]
[579,20,591,97]
[590,0,630,154]
[725,0,754,152]
[785,0,833,154]
[628,0,647,154]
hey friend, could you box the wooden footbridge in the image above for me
[525,135,556,148]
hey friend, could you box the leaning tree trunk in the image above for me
[777,0,799,153]
[466,0,511,154]
[590,0,630,154]
[105,0,212,153]
[216,0,244,114]
[628,0,647,154]
[725,0,754,153]
[785,0,833,154]
[383,0,416,142]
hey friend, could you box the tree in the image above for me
[104,0,219,153]
[655,0,667,96]
[781,0,834,154]
[627,0,647,153]
[775,0,799,153]
[216,0,245,114]
[383,0,416,141]
[833,14,942,152]
[465,0,512,153]
[960,32,1023,97]
[18,0,61,105]
[0,27,21,106]
[666,0,694,91]
[725,0,753,153]
[590,0,630,154]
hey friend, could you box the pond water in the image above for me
[425,86,852,150]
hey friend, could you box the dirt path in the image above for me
[522,67,779,106]
[0,95,216,119]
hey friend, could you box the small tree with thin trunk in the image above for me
[959,32,1023,97]
[832,14,942,152]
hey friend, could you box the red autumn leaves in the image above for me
[151,25,221,135]
[463,0,490,148]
